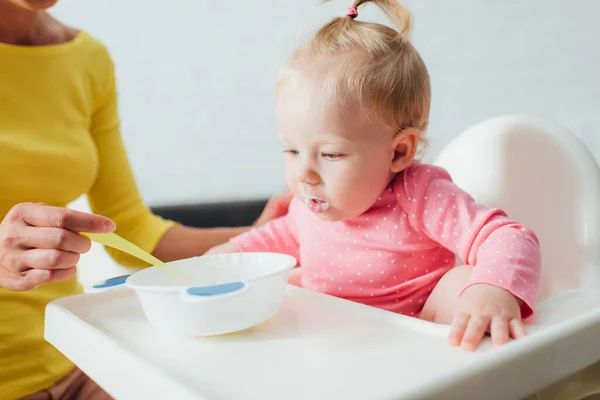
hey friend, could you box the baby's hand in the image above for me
[449,284,525,351]
[204,241,239,256]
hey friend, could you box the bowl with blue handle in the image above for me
[90,252,297,336]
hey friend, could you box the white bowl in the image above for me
[90,253,297,336]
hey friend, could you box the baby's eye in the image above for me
[283,149,299,156]
[322,153,345,161]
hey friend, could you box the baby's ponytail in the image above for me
[347,0,412,38]
[280,0,431,137]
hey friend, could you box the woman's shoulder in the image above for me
[55,29,118,103]
[62,30,117,89]
[45,19,115,69]
[47,15,112,61]
[75,30,114,64]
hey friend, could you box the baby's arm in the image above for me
[398,164,541,317]
[206,202,301,263]
[398,164,541,349]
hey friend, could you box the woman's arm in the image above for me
[88,46,290,266]
[154,191,292,261]
[153,225,248,262]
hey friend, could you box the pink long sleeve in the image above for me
[230,208,301,264]
[396,164,541,318]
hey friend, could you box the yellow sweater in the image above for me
[0,31,175,399]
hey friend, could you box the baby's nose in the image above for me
[297,169,320,185]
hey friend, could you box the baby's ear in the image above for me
[391,128,419,173]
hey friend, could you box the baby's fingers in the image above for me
[460,315,490,351]
[490,316,510,347]
[448,313,470,347]
[509,318,526,339]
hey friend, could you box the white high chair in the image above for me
[434,114,600,399]
[44,114,600,400]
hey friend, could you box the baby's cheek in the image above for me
[334,173,378,212]
[284,165,298,191]
[353,164,390,197]
[328,166,358,197]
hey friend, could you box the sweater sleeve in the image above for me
[396,164,541,319]
[87,46,176,267]
[230,202,300,264]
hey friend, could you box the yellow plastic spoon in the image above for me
[80,232,171,270]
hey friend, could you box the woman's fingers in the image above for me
[8,203,115,233]
[0,268,50,291]
[0,203,102,291]
[4,267,78,291]
[0,248,79,290]
[47,266,78,283]
[20,249,80,271]
[21,227,92,253]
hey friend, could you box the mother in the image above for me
[0,1,290,399]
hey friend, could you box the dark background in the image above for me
[151,199,269,228]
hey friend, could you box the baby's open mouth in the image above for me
[302,194,329,214]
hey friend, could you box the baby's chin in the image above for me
[312,212,341,222]
[295,194,372,221]
[309,207,364,222]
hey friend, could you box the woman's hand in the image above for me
[0,202,115,291]
[253,191,293,227]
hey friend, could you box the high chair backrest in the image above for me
[433,115,600,299]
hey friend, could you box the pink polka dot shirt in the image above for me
[231,163,541,319]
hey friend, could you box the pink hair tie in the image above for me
[346,5,358,19]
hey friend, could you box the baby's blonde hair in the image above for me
[278,0,431,142]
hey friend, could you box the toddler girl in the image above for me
[208,0,541,351]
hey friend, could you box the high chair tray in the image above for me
[45,285,600,400]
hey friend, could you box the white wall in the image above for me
[51,0,600,286]
[52,0,600,208]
